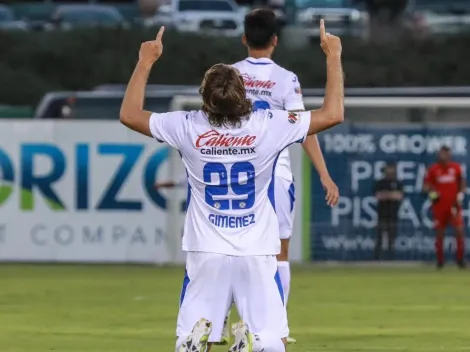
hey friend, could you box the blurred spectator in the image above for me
[45,96,76,119]
[138,0,161,18]
[374,162,404,260]
[363,0,407,42]
[60,96,76,119]
[363,0,406,23]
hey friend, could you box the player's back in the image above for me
[232,57,302,111]
[232,57,304,181]
[149,108,310,256]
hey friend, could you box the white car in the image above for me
[402,0,470,38]
[146,0,244,37]
[295,0,369,41]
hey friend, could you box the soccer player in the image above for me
[229,8,339,345]
[120,21,344,352]
[423,146,466,269]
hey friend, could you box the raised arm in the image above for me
[284,75,339,206]
[120,27,165,137]
[308,20,344,136]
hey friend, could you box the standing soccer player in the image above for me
[229,8,339,345]
[120,21,344,352]
[423,146,466,268]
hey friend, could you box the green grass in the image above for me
[0,265,469,351]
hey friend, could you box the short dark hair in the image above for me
[440,145,451,152]
[199,64,252,128]
[244,8,277,50]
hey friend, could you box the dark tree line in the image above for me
[1,28,470,107]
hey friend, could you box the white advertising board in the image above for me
[0,120,185,263]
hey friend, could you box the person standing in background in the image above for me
[230,9,339,345]
[374,162,403,260]
[423,146,466,269]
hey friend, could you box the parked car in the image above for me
[402,0,470,38]
[48,5,129,31]
[271,7,289,37]
[0,5,28,31]
[145,0,244,37]
[142,4,174,28]
[295,0,369,41]
[35,91,175,119]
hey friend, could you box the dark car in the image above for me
[49,5,129,31]
[35,91,176,119]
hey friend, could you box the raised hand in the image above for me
[319,19,342,59]
[139,26,165,66]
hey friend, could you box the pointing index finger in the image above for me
[320,19,326,40]
[156,26,165,42]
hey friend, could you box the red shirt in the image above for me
[424,162,462,204]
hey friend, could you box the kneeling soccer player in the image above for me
[119,21,344,352]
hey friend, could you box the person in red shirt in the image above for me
[423,146,466,268]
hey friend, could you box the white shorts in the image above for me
[274,177,296,239]
[177,252,288,342]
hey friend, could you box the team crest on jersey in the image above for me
[294,86,301,94]
[288,112,299,124]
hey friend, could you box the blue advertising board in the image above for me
[310,123,470,261]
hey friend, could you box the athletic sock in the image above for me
[435,237,444,265]
[253,333,286,352]
[456,235,465,263]
[277,261,290,306]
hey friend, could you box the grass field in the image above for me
[0,265,469,352]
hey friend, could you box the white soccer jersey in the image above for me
[232,57,305,182]
[149,109,310,256]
